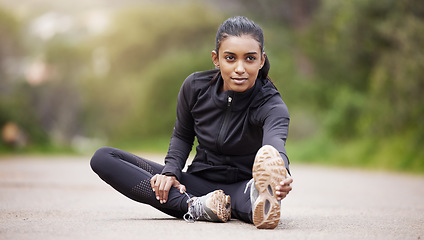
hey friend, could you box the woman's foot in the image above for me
[251,145,287,229]
[184,190,231,223]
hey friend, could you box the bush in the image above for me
[296,0,424,172]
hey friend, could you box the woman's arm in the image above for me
[261,97,290,173]
[161,73,196,180]
[260,95,293,200]
[152,74,196,203]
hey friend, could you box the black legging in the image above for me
[90,147,253,222]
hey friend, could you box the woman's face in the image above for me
[212,35,265,92]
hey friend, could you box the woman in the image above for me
[91,16,293,229]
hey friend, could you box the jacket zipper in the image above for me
[217,95,233,152]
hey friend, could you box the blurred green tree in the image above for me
[300,0,424,170]
[80,3,222,144]
[0,7,49,149]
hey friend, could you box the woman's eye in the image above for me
[246,56,256,61]
[225,55,235,61]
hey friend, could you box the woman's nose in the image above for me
[235,61,245,74]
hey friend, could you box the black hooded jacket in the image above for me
[162,69,290,183]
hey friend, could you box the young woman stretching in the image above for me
[90,16,293,229]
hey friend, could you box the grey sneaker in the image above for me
[183,190,231,223]
[251,145,287,229]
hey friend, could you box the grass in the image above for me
[0,142,76,156]
[287,134,424,175]
[0,136,175,157]
[109,136,171,154]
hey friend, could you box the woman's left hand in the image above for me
[150,174,186,204]
[275,177,293,201]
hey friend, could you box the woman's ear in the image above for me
[260,52,266,69]
[211,50,219,68]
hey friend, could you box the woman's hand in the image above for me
[275,177,293,201]
[150,174,186,204]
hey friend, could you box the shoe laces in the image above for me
[183,191,209,223]
[244,178,255,194]
[244,178,258,207]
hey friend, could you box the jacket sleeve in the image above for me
[161,73,196,180]
[258,95,291,175]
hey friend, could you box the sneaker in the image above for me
[251,145,287,229]
[183,190,231,223]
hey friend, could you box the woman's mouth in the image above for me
[231,78,248,84]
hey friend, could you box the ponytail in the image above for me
[258,55,270,81]
[259,55,277,90]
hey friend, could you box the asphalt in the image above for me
[0,154,423,240]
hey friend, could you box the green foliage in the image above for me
[0,3,222,152]
[297,0,424,172]
[0,7,50,149]
[133,46,215,137]
[80,3,222,143]
[0,7,22,62]
[2,1,423,174]
[104,3,219,77]
[288,131,424,174]
[0,6,22,99]
[302,0,424,138]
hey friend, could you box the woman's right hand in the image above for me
[150,174,186,204]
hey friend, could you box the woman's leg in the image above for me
[179,173,253,223]
[90,147,190,218]
[179,173,233,222]
[219,180,253,223]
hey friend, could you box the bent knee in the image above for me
[90,146,115,174]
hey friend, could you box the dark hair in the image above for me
[212,16,272,85]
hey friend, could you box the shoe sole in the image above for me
[207,190,232,222]
[252,145,287,229]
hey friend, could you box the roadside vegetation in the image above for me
[0,0,422,173]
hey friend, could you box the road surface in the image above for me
[0,155,423,240]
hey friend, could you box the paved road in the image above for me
[0,155,423,240]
